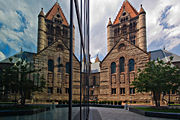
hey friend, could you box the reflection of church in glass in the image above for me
[33,2,80,102]
[1,0,180,104]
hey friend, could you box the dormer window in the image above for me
[53,13,63,24]
[118,43,125,50]
[57,14,60,18]
[123,12,126,16]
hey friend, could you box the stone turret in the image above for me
[138,4,147,51]
[107,18,114,53]
[37,8,46,52]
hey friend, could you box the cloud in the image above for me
[91,57,96,63]
[90,0,180,60]
[0,51,6,61]
[0,0,179,61]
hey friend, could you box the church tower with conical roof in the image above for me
[107,0,146,52]
[37,2,75,53]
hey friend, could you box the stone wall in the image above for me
[99,38,150,102]
[33,39,80,102]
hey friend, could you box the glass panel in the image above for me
[111,62,116,74]
[129,59,134,72]
[0,0,89,119]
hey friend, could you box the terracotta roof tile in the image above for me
[139,5,146,14]
[45,2,69,26]
[95,55,100,63]
[39,8,45,17]
[108,18,112,26]
[113,0,138,25]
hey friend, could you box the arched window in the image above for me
[129,23,132,31]
[48,59,54,72]
[111,62,116,74]
[119,57,125,73]
[122,25,127,35]
[66,62,70,73]
[130,35,136,45]
[56,26,61,35]
[57,57,61,72]
[48,37,53,46]
[118,43,125,50]
[128,59,135,72]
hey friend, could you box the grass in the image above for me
[135,107,180,113]
[0,105,46,111]
[170,104,180,106]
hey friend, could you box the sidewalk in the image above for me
[89,107,176,120]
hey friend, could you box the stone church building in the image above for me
[91,0,151,103]
[33,2,81,102]
[1,0,180,104]
[89,0,180,104]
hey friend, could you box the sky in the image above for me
[0,0,180,62]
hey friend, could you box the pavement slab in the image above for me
[89,107,177,120]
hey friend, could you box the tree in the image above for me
[0,58,45,105]
[132,57,180,107]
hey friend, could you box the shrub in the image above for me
[108,101,110,104]
[62,100,66,104]
[118,101,122,105]
[114,101,117,105]
[58,100,62,104]
[110,101,113,105]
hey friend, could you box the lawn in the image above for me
[135,107,180,113]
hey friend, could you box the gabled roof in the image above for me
[101,38,148,63]
[95,55,100,63]
[35,39,80,64]
[45,2,69,26]
[139,5,145,14]
[150,49,180,63]
[0,51,35,63]
[113,0,138,25]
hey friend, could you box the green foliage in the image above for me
[0,58,45,105]
[114,101,117,105]
[118,101,122,105]
[132,58,180,107]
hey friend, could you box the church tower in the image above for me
[38,8,46,52]
[107,0,147,53]
[37,2,75,53]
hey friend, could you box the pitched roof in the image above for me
[108,18,112,26]
[0,51,35,63]
[95,55,100,63]
[113,0,138,25]
[45,2,69,26]
[150,49,180,63]
[39,8,45,17]
[139,5,145,14]
[101,38,148,63]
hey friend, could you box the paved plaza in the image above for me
[0,107,178,120]
[89,107,177,120]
